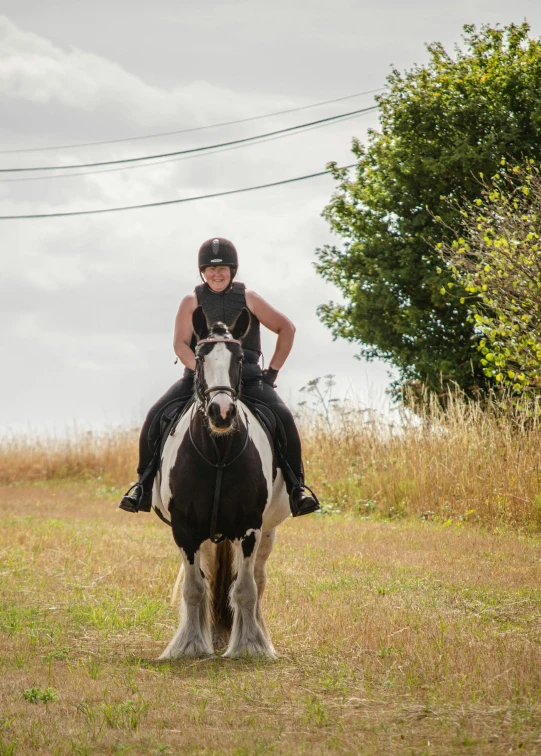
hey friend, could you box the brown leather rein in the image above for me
[193,335,249,544]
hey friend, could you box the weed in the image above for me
[190,698,208,727]
[69,742,94,756]
[316,502,341,516]
[44,648,71,661]
[303,697,330,727]
[22,687,58,704]
[102,701,147,730]
[86,655,101,680]
[75,703,105,740]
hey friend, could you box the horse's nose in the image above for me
[208,401,221,422]
[208,400,236,428]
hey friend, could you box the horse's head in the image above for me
[192,306,251,433]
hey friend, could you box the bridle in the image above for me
[195,337,243,409]
[192,336,249,544]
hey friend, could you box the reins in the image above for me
[188,407,250,544]
[191,334,248,544]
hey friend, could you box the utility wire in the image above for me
[0,87,383,155]
[0,105,378,173]
[0,110,366,183]
[0,164,355,220]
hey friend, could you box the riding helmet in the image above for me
[198,238,238,278]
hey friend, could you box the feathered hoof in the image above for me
[222,644,277,661]
[158,641,214,660]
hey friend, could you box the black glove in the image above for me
[262,367,279,387]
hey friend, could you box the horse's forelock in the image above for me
[209,322,231,339]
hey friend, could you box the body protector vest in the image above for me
[191,282,262,364]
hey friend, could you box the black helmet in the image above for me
[198,238,238,278]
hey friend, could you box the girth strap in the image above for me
[188,408,250,544]
[210,465,225,544]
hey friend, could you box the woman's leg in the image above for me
[120,375,194,512]
[241,379,319,516]
[137,376,194,474]
[241,380,302,482]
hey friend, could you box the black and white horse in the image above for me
[152,306,290,659]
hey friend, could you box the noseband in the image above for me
[195,337,243,407]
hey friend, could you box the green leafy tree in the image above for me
[317,22,541,396]
[440,161,541,395]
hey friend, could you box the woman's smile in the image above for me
[205,265,231,292]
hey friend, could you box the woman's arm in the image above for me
[173,293,198,371]
[245,290,296,371]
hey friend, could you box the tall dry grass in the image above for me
[0,429,139,487]
[303,390,541,530]
[1,391,541,530]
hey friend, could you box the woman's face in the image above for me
[204,265,232,293]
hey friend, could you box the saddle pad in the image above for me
[240,396,287,454]
[157,395,287,462]
[158,396,195,460]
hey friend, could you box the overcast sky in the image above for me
[2,1,541,435]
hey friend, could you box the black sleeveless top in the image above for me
[190,282,262,364]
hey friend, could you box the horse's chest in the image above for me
[167,435,269,545]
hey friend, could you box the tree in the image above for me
[440,161,541,396]
[316,22,541,396]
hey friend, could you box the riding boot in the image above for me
[119,473,153,513]
[274,444,321,517]
[289,475,321,517]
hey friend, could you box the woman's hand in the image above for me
[262,367,279,387]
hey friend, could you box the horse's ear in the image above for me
[192,306,209,341]
[231,307,251,341]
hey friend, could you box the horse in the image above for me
[151,305,290,659]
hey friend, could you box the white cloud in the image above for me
[0,14,309,128]
[0,12,405,433]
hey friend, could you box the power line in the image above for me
[0,106,378,174]
[0,164,355,220]
[0,110,366,183]
[0,88,383,155]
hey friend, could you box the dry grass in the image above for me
[2,392,541,530]
[0,484,541,754]
[303,393,541,531]
[0,430,138,488]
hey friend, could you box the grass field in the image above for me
[1,480,541,755]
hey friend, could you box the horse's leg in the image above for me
[223,529,277,660]
[253,528,276,645]
[159,548,213,659]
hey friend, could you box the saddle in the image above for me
[156,394,287,468]
[241,395,287,455]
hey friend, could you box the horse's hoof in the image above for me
[158,645,214,660]
[222,648,277,661]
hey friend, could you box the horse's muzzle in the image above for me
[208,400,237,432]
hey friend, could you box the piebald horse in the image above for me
[152,306,290,659]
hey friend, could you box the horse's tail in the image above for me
[210,540,234,641]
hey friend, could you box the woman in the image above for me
[120,237,319,517]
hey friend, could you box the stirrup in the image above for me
[119,483,145,514]
[290,484,321,517]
